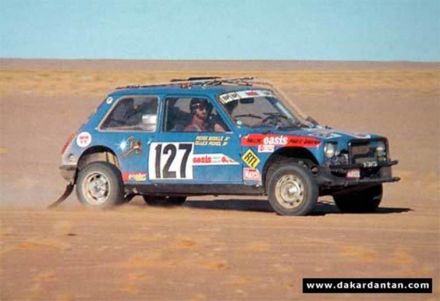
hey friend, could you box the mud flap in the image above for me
[47,184,74,209]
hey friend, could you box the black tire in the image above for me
[267,162,318,216]
[333,184,383,213]
[76,162,124,208]
[143,195,187,206]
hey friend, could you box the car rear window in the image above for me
[101,96,158,132]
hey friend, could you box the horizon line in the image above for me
[1,57,439,64]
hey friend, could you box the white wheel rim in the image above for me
[275,174,305,209]
[82,171,110,206]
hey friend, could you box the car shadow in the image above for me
[185,199,273,213]
[183,199,412,216]
[311,201,412,216]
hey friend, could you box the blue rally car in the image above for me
[59,77,399,215]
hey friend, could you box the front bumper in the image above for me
[59,165,77,184]
[316,159,400,188]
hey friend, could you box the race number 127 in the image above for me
[149,143,194,179]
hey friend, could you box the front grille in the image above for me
[349,141,376,165]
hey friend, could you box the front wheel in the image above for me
[76,162,124,208]
[267,163,318,216]
[143,195,187,206]
[333,184,383,213]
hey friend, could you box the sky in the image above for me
[1,0,439,61]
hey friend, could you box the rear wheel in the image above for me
[333,184,383,213]
[76,162,124,208]
[267,162,318,216]
[143,195,187,206]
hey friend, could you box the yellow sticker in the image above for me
[242,149,260,168]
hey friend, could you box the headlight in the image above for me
[324,143,337,158]
[376,141,387,159]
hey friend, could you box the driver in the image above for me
[184,98,229,132]
[184,98,212,132]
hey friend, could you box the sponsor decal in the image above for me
[106,96,113,104]
[122,172,147,182]
[120,136,142,157]
[192,154,239,166]
[195,136,230,147]
[241,134,320,148]
[76,132,92,148]
[307,129,370,140]
[258,144,275,153]
[243,168,262,182]
[263,135,287,145]
[219,90,274,104]
[361,161,378,168]
[219,93,237,104]
[242,149,260,168]
[346,169,360,179]
[307,129,342,139]
[245,91,258,96]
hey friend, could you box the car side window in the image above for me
[164,97,229,132]
[101,96,158,131]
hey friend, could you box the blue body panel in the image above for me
[63,85,386,189]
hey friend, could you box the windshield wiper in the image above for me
[234,114,262,120]
[262,112,288,120]
[261,112,293,130]
[277,125,301,131]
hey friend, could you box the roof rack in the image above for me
[116,76,255,90]
[170,76,221,82]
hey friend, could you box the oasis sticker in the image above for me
[263,135,287,145]
[241,134,320,148]
[192,154,238,165]
[242,149,260,168]
[76,132,92,148]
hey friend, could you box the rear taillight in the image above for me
[61,133,75,154]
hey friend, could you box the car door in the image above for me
[148,95,243,185]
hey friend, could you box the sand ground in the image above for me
[0,60,439,300]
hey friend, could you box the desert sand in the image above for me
[0,59,439,300]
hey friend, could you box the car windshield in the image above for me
[218,90,316,130]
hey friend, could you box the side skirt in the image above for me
[125,184,265,196]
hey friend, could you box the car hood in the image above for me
[303,127,380,140]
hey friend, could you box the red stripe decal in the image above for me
[241,134,320,148]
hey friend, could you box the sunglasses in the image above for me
[194,104,208,111]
